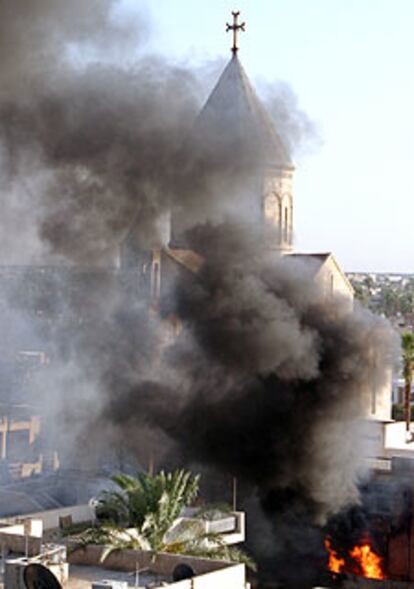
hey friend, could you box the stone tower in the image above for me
[170,53,294,252]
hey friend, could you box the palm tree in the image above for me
[73,469,255,571]
[73,522,256,570]
[97,469,199,542]
[402,332,414,433]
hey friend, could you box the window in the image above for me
[284,207,289,242]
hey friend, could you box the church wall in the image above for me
[315,256,354,311]
[171,176,265,249]
[313,257,392,421]
[362,366,393,422]
[262,168,293,251]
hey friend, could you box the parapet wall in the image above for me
[68,544,230,575]
[69,545,246,589]
[4,505,95,531]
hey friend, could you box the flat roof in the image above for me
[68,565,168,589]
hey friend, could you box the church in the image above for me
[118,12,392,427]
[0,12,394,486]
[121,16,352,305]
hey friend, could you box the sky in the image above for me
[119,0,414,273]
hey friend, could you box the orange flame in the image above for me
[325,537,385,580]
[325,539,345,574]
[350,543,384,580]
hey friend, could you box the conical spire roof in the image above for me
[192,55,293,169]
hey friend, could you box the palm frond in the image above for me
[170,531,257,571]
[83,469,252,570]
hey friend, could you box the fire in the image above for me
[325,539,345,574]
[350,543,384,580]
[325,537,385,580]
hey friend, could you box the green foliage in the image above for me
[69,524,150,556]
[400,292,414,316]
[363,276,375,289]
[353,283,370,306]
[139,471,198,552]
[97,469,200,531]
[383,288,399,316]
[61,521,93,537]
[167,533,257,571]
[348,275,414,327]
[402,332,414,381]
[391,403,414,421]
[76,469,255,570]
[73,525,256,571]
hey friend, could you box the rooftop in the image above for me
[68,565,167,589]
[191,55,292,169]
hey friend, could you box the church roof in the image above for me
[192,55,293,169]
[289,253,332,265]
[288,252,354,294]
[164,247,204,274]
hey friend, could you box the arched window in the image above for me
[284,207,289,242]
[264,193,280,225]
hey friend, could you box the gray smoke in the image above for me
[0,0,266,266]
[106,222,396,520]
[260,80,322,158]
[0,2,399,586]
[97,221,398,586]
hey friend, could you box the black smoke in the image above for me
[0,2,399,586]
[104,223,397,585]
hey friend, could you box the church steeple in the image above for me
[172,56,294,252]
[195,53,293,170]
[121,12,294,285]
[170,12,294,252]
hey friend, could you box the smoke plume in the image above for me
[103,223,397,585]
[0,2,399,586]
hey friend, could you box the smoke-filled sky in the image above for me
[0,2,400,583]
[0,0,408,271]
[129,0,414,273]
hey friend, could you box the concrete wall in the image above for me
[5,504,95,531]
[164,564,245,589]
[350,350,392,423]
[315,256,354,308]
[68,544,231,575]
[361,419,386,460]
[0,522,43,557]
[69,546,246,589]
[166,510,245,545]
[313,254,392,423]
[384,421,408,450]
[263,169,294,252]
[361,366,393,422]
[0,417,37,457]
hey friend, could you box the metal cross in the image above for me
[226,11,246,54]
